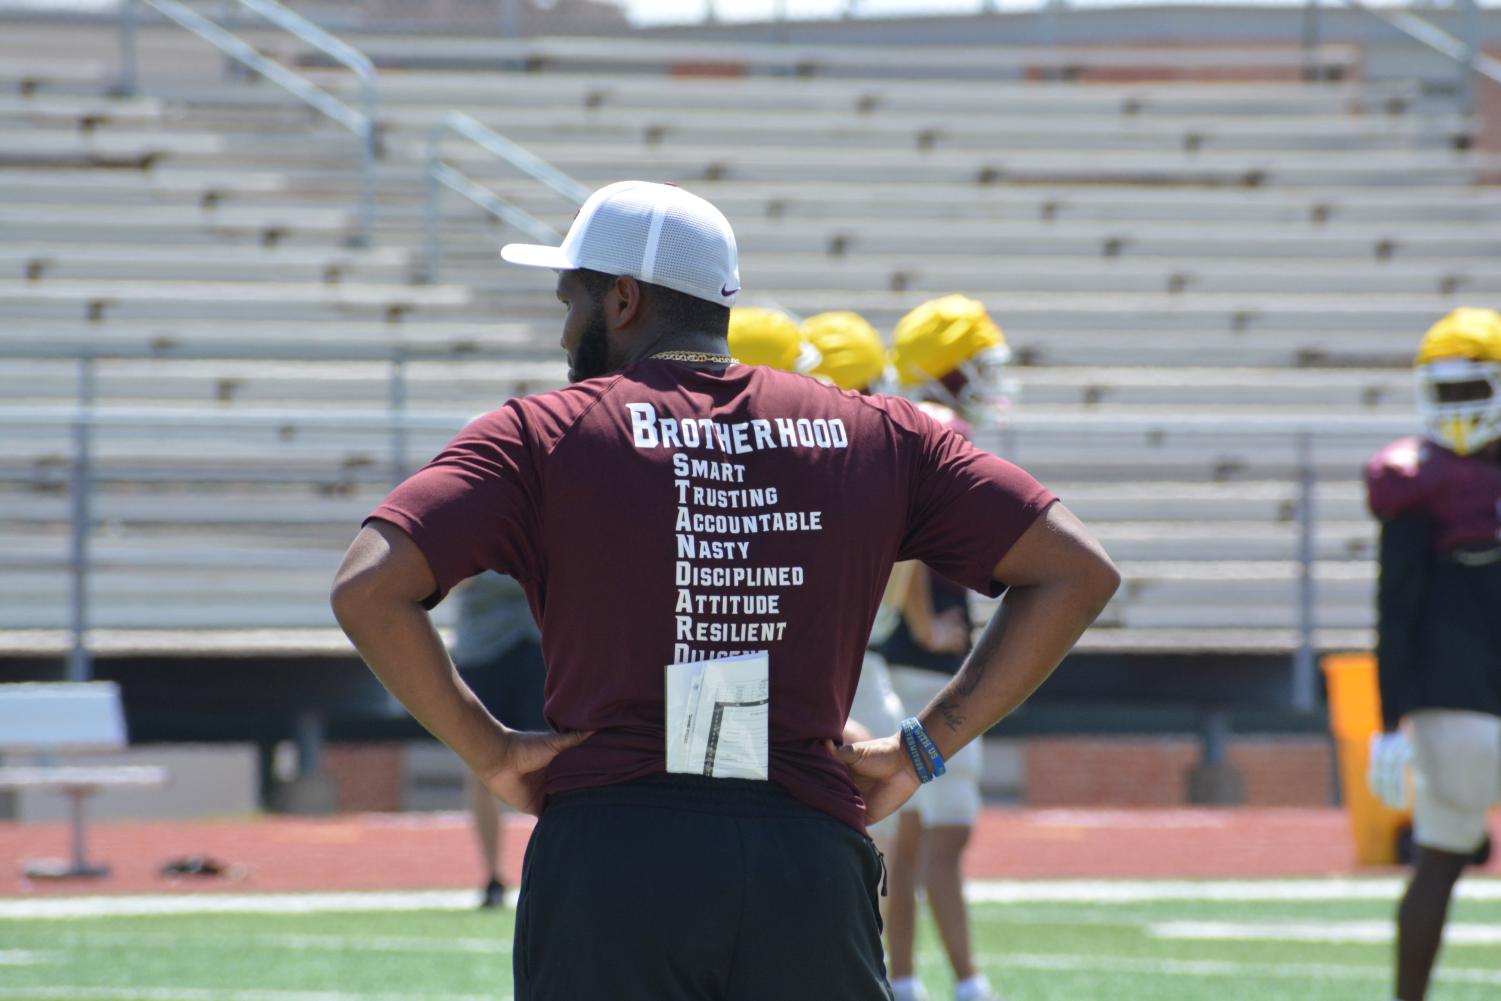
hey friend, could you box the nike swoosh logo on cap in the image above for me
[721,285,740,297]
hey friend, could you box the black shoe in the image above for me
[480,877,507,909]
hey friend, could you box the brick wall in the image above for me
[324,742,405,814]
[1023,736,1335,807]
[1230,738,1336,806]
[318,735,1335,812]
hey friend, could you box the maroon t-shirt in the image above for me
[368,359,1055,832]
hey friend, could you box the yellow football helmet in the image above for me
[1414,307,1501,456]
[889,295,1011,424]
[801,311,888,392]
[727,307,820,374]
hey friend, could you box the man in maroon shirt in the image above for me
[331,180,1119,1001]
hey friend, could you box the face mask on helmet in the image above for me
[891,296,1014,428]
[925,344,1014,428]
[1417,357,1501,456]
[793,340,823,375]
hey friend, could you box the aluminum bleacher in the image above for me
[0,13,1494,670]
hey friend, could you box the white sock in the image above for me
[891,977,928,1001]
[954,973,994,1001]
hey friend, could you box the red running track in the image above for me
[7,806,1488,898]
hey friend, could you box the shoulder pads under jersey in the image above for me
[1366,436,1433,521]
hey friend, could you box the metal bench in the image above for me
[0,681,168,878]
[476,179,1501,225]
[0,244,413,284]
[0,56,105,96]
[374,103,1463,156]
[0,279,473,323]
[324,67,1398,116]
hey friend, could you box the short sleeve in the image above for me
[1365,437,1430,522]
[366,402,542,606]
[897,412,1056,598]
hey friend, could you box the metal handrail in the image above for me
[0,404,468,432]
[1306,0,1501,117]
[354,34,1360,77]
[0,403,1417,438]
[116,0,378,245]
[6,400,1400,709]
[0,339,553,364]
[422,111,590,283]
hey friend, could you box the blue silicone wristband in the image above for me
[900,720,934,783]
[904,717,948,779]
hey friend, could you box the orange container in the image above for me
[1321,651,1412,865]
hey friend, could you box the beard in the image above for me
[568,306,612,383]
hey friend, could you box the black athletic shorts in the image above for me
[513,772,891,1001]
[458,639,548,732]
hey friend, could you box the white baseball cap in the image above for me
[501,180,741,306]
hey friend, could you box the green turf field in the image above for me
[2,882,1500,1000]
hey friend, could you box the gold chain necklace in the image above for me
[649,350,734,365]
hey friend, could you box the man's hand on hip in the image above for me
[480,728,593,816]
[834,734,922,825]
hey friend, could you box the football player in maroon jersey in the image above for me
[1365,307,1501,1001]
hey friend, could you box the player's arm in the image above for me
[840,502,1117,820]
[332,520,498,770]
[916,501,1118,757]
[331,519,585,814]
[899,560,938,644]
[898,561,968,653]
[1366,513,1433,808]
[1375,513,1433,731]
[880,559,917,610]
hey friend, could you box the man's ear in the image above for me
[604,275,643,331]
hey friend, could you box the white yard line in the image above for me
[42,931,510,955]
[0,889,489,920]
[0,990,507,1001]
[1150,919,1501,946]
[1000,953,1501,986]
[0,950,50,965]
[965,877,1501,904]
[3,877,1500,920]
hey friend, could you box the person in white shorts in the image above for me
[862,296,1015,1001]
[1364,308,1501,1001]
[1406,713,1501,854]
[806,303,1005,1001]
[849,561,952,861]
[796,309,922,869]
[874,551,990,1001]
